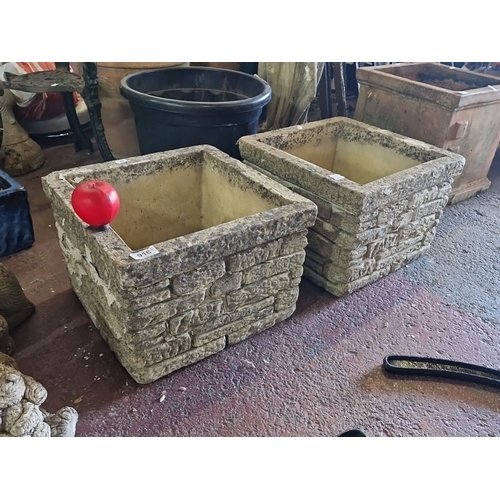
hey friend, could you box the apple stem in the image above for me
[91,224,110,232]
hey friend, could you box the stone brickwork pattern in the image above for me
[238,117,466,297]
[42,146,317,384]
[282,179,451,296]
[56,223,307,383]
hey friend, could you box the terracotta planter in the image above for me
[97,62,188,159]
[354,62,500,204]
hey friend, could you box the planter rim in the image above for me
[98,62,186,69]
[357,63,500,109]
[41,145,316,278]
[119,66,272,115]
[238,117,465,211]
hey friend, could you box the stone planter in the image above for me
[0,170,35,258]
[42,145,316,383]
[354,62,500,204]
[238,118,465,296]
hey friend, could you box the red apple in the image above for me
[71,180,121,227]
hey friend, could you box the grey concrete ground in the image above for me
[4,139,500,437]
[398,151,500,331]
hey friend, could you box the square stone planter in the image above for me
[238,117,465,297]
[354,62,500,204]
[41,145,317,384]
[0,169,35,258]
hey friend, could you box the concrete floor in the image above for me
[2,142,500,437]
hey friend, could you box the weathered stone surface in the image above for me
[42,145,315,383]
[192,306,274,347]
[169,311,195,336]
[304,256,324,274]
[192,297,275,336]
[313,218,341,243]
[242,251,305,285]
[280,231,308,256]
[135,337,227,384]
[239,117,465,297]
[142,333,192,365]
[226,314,276,345]
[275,287,300,311]
[191,300,224,326]
[172,260,225,295]
[123,290,206,330]
[124,278,170,298]
[226,243,274,272]
[124,288,172,310]
[210,272,242,298]
[227,272,290,310]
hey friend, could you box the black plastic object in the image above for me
[120,67,272,159]
[338,429,367,437]
[383,355,500,390]
[0,170,35,257]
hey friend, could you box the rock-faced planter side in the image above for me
[354,62,500,204]
[0,170,35,258]
[42,146,317,384]
[238,118,465,297]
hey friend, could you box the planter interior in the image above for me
[111,157,276,251]
[285,133,421,185]
[354,62,500,204]
[42,146,316,384]
[238,118,465,296]
[374,63,499,91]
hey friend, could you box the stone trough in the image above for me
[354,62,500,203]
[42,145,317,383]
[238,117,465,297]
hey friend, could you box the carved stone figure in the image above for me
[0,88,44,176]
[0,353,78,437]
[0,262,35,354]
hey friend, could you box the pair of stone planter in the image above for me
[43,118,464,383]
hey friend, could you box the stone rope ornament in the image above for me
[0,353,78,437]
[0,262,35,355]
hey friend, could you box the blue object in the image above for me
[0,169,35,257]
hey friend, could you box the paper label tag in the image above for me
[329,174,345,181]
[130,246,160,260]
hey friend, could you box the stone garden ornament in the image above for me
[0,353,78,437]
[0,262,35,354]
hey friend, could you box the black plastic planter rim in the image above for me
[119,66,272,115]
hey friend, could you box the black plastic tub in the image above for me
[120,67,272,159]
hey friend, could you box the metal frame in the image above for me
[0,62,115,162]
